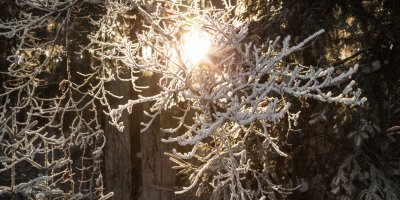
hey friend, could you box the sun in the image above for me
[181,28,212,67]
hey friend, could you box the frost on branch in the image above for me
[0,0,367,199]
[101,1,366,199]
[0,1,111,199]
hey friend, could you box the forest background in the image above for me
[0,0,399,199]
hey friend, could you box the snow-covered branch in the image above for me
[0,0,366,199]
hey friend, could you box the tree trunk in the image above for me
[103,76,176,199]
[140,76,176,200]
[104,80,133,200]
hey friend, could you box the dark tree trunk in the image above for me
[140,76,176,200]
[104,81,133,200]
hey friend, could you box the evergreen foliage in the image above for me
[0,0,399,199]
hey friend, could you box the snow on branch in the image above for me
[0,1,111,199]
[0,0,366,199]
[97,1,366,198]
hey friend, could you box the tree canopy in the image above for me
[0,0,399,199]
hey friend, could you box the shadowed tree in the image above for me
[1,0,399,200]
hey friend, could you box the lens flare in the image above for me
[181,29,211,66]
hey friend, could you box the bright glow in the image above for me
[142,45,152,60]
[181,29,211,66]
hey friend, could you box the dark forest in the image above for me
[0,0,399,199]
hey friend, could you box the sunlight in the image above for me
[142,45,152,60]
[181,28,212,67]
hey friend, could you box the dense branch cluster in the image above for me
[102,1,366,199]
[0,0,110,199]
[0,0,366,199]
